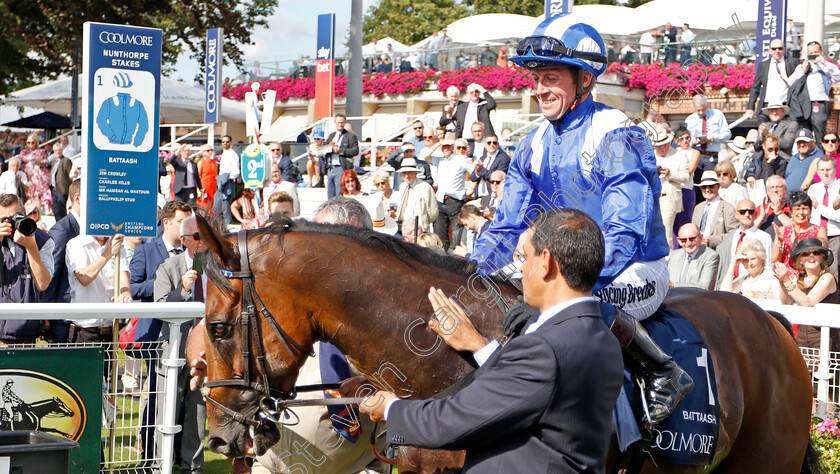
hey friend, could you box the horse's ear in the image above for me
[196,213,239,269]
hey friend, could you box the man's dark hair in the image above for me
[0,194,22,209]
[529,208,604,292]
[674,126,690,139]
[221,135,232,141]
[160,200,192,221]
[68,179,81,200]
[459,204,482,221]
[335,113,347,120]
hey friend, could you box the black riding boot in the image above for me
[610,309,694,425]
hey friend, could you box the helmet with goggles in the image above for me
[511,14,607,77]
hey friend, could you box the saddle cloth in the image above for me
[603,304,720,466]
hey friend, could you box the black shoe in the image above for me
[609,309,694,424]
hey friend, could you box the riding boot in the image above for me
[609,309,694,425]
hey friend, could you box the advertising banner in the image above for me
[0,348,104,473]
[755,0,787,64]
[545,0,573,18]
[82,22,162,237]
[314,13,336,119]
[205,28,224,124]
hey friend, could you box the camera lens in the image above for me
[16,216,37,237]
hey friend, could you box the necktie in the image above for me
[822,185,830,228]
[818,69,832,96]
[733,231,746,278]
[193,275,204,303]
[775,60,789,87]
[701,117,708,152]
[700,201,711,233]
[397,186,411,223]
[680,254,692,282]
[769,122,777,134]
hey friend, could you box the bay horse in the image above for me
[196,215,815,473]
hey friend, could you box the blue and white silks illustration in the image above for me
[96,72,149,147]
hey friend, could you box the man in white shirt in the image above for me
[262,162,299,217]
[679,23,695,66]
[807,156,840,284]
[685,95,731,186]
[214,135,240,224]
[433,138,474,251]
[788,41,840,145]
[714,199,773,288]
[639,29,658,64]
[66,233,131,341]
[0,157,27,197]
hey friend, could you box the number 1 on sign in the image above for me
[696,348,715,406]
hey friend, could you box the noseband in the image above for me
[203,229,317,428]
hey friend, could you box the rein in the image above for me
[202,229,365,429]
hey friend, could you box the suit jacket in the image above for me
[747,57,800,110]
[470,149,510,197]
[323,130,359,172]
[130,237,172,341]
[171,158,201,193]
[153,253,199,369]
[54,157,73,195]
[397,181,438,231]
[668,246,720,290]
[387,300,622,473]
[743,152,788,182]
[692,199,739,249]
[439,92,497,138]
[753,118,798,159]
[656,149,690,212]
[43,213,79,303]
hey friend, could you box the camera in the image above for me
[807,54,818,60]
[2,213,37,237]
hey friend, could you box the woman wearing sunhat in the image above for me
[773,238,837,349]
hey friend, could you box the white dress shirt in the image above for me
[808,180,840,236]
[765,58,791,106]
[684,109,731,153]
[66,235,129,326]
[789,60,840,102]
[435,153,474,201]
[699,196,722,236]
[219,149,240,179]
[462,102,479,139]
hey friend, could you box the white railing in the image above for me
[753,299,839,420]
[0,302,202,474]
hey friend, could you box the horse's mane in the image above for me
[205,219,506,294]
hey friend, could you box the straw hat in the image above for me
[652,129,674,146]
[695,170,719,187]
[727,136,749,154]
[397,158,422,173]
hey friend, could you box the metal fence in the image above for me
[0,299,837,473]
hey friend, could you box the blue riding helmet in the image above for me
[511,13,607,77]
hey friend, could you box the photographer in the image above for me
[788,41,840,144]
[0,193,54,345]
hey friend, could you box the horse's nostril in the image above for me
[207,437,228,454]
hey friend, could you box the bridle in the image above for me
[202,229,365,429]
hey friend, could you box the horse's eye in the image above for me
[209,322,232,340]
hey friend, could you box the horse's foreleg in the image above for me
[398,447,465,474]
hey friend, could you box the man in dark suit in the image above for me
[153,215,206,473]
[745,38,799,125]
[668,223,720,290]
[49,142,73,221]
[469,134,510,198]
[439,83,496,139]
[323,114,359,199]
[362,208,623,473]
[43,179,81,341]
[753,103,799,159]
[129,199,192,459]
[171,145,202,203]
[692,171,739,250]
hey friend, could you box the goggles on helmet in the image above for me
[516,36,607,65]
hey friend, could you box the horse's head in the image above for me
[196,214,316,457]
[52,397,73,417]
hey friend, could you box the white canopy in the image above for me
[362,37,411,56]
[413,13,540,47]
[2,77,246,123]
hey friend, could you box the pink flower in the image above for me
[814,418,840,436]
[605,62,755,98]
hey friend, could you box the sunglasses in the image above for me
[677,236,700,243]
[456,146,469,150]
[490,180,503,184]
[769,46,784,51]
[413,126,423,130]
[221,140,231,144]
[186,232,201,241]
[374,181,387,186]
[677,136,691,141]
[423,136,434,139]
[716,172,730,177]
[737,209,756,215]
[765,147,778,152]
[485,140,499,145]
[270,148,281,152]
[516,35,607,64]
[700,185,717,190]
[799,250,822,257]
[823,138,838,144]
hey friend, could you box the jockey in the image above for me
[470,14,693,424]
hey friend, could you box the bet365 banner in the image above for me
[314,13,336,120]
[82,22,161,237]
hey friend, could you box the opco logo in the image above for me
[99,31,154,46]
[89,223,110,230]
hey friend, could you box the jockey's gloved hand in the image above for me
[502,296,540,338]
